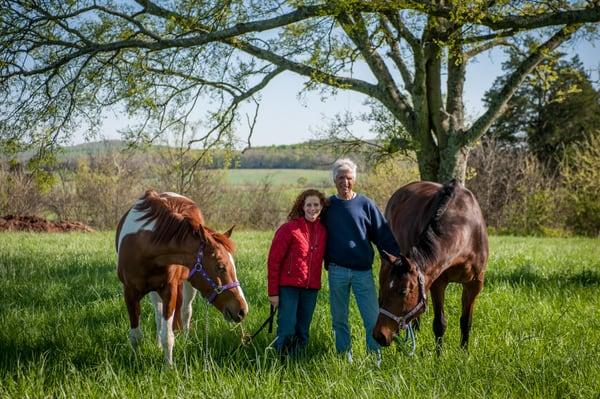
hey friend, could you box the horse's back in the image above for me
[385,181,442,250]
[385,180,488,273]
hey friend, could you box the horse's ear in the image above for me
[382,250,398,265]
[223,225,235,238]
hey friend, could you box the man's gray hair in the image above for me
[332,158,357,181]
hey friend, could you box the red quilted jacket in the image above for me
[267,217,327,296]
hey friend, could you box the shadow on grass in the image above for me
[486,265,600,288]
[0,302,320,376]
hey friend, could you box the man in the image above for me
[324,158,401,365]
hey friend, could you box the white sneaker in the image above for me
[375,352,382,368]
[346,351,353,364]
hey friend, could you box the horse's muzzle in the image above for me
[224,306,248,323]
[373,326,395,347]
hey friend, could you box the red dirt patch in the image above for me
[0,215,95,232]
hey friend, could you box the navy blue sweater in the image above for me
[324,194,400,270]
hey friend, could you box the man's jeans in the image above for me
[275,286,319,353]
[328,263,381,353]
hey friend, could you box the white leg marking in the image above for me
[117,202,156,253]
[149,291,163,348]
[129,327,143,349]
[182,281,196,331]
[161,314,175,365]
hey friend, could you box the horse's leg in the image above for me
[181,281,197,332]
[158,283,178,365]
[173,282,184,331]
[460,279,484,349]
[149,291,163,348]
[430,277,449,354]
[124,287,143,349]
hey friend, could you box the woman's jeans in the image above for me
[275,286,319,353]
[328,263,381,354]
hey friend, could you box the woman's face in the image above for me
[303,195,323,222]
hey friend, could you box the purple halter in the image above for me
[187,241,240,303]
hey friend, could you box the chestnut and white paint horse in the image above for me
[116,190,248,364]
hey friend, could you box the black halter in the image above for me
[378,269,427,330]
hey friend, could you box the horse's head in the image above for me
[189,226,249,323]
[373,251,426,346]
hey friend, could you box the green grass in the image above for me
[224,169,332,187]
[1,233,599,397]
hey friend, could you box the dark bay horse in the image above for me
[373,180,488,350]
[116,190,248,364]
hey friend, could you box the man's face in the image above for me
[335,169,355,199]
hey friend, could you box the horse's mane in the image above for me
[409,179,458,269]
[134,189,204,245]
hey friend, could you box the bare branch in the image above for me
[379,16,414,91]
[465,38,512,59]
[384,11,421,51]
[336,12,415,127]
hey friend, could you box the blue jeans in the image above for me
[275,287,319,353]
[328,263,380,353]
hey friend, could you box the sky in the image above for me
[88,36,599,148]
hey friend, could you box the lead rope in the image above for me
[406,322,416,355]
[204,299,210,370]
[395,321,417,356]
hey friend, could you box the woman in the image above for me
[267,189,327,355]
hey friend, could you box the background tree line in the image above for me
[1,132,598,236]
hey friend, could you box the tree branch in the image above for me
[379,16,414,92]
[464,38,512,59]
[229,39,381,100]
[336,12,415,129]
[464,24,581,146]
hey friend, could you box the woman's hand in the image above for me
[268,295,279,308]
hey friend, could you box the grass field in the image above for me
[1,232,599,397]
[224,169,332,187]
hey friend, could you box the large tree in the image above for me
[2,0,600,182]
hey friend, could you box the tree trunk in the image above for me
[438,135,470,183]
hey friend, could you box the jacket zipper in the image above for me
[287,253,293,275]
[306,221,316,288]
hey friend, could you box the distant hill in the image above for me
[58,139,346,170]
[60,140,129,157]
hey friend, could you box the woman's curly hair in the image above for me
[287,189,328,221]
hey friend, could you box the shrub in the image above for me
[559,132,600,236]
[467,139,564,235]
[358,155,419,210]
[0,163,44,216]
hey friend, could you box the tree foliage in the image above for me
[484,49,600,172]
[2,0,600,182]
